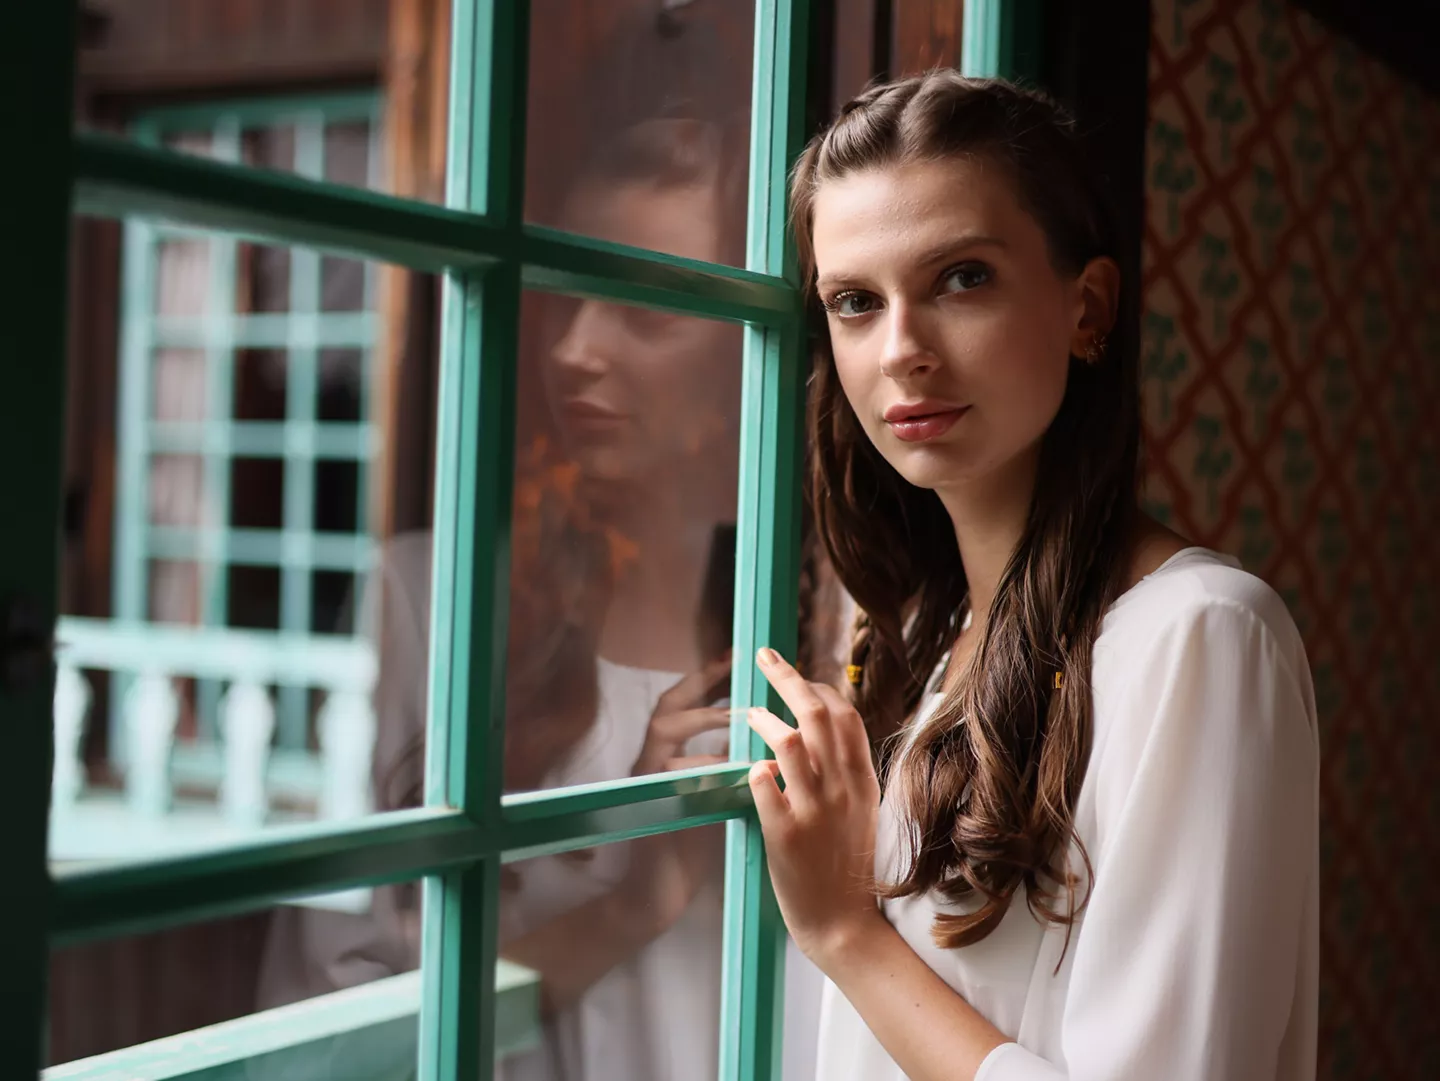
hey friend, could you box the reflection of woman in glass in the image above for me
[741,73,1318,1081]
[257,117,821,1081]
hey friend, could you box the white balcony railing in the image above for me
[50,617,379,912]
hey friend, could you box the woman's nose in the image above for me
[877,302,939,381]
[550,301,615,375]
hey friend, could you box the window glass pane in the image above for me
[153,238,210,317]
[230,457,286,529]
[318,348,365,422]
[498,830,725,1079]
[56,216,441,869]
[152,348,208,420]
[47,881,424,1077]
[75,4,449,203]
[362,278,743,810]
[495,831,825,1081]
[524,1,755,267]
[235,348,289,421]
[505,290,742,794]
[237,241,292,314]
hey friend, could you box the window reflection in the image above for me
[262,111,823,1079]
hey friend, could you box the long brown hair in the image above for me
[792,72,1141,949]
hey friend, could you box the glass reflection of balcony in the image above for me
[50,617,377,912]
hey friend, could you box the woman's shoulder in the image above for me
[1098,546,1306,672]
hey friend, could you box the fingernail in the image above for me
[757,647,779,666]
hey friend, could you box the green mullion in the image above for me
[110,120,164,762]
[960,0,1044,81]
[721,0,811,1079]
[151,312,375,351]
[196,116,242,741]
[53,762,753,946]
[51,807,480,947]
[521,224,798,326]
[72,135,797,326]
[420,1,530,1078]
[108,217,159,765]
[140,90,380,134]
[356,105,384,538]
[277,113,326,746]
[146,526,374,572]
[1,1,75,1071]
[113,221,157,628]
[73,134,504,273]
[149,420,375,461]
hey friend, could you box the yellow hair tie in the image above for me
[1053,671,1064,690]
[846,664,863,686]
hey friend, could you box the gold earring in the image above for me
[1083,333,1108,365]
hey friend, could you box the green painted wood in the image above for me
[147,421,378,461]
[56,616,374,687]
[277,112,328,742]
[721,1,812,1080]
[960,0,1044,82]
[0,1,75,1072]
[194,117,242,741]
[521,225,801,327]
[150,311,376,349]
[134,91,380,134]
[498,764,754,862]
[50,807,478,946]
[41,961,540,1081]
[50,763,755,943]
[420,0,531,1075]
[145,527,375,572]
[71,136,798,327]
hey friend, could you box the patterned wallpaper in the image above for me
[1142,1,1439,1076]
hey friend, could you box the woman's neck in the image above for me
[934,449,1039,623]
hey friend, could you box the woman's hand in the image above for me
[614,654,732,938]
[746,647,886,969]
[630,653,732,776]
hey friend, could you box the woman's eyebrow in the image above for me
[914,233,1008,266]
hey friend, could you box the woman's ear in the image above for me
[1068,256,1121,360]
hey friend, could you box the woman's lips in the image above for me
[885,406,969,443]
[560,398,626,429]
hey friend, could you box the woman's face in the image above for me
[810,156,1106,500]
[543,180,742,492]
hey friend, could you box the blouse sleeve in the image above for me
[976,597,1319,1081]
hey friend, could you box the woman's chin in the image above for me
[882,444,975,493]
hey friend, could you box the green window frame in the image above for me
[2,2,1034,1078]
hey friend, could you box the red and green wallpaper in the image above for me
[1143,1,1439,1076]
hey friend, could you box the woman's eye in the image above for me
[827,291,879,318]
[939,262,993,293]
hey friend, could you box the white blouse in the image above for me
[815,547,1320,1081]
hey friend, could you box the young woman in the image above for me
[744,73,1319,1081]
[256,116,823,1081]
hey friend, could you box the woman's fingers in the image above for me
[655,653,734,714]
[663,706,734,742]
[811,683,872,776]
[745,706,819,812]
[747,759,789,825]
[633,707,733,774]
[756,648,841,773]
